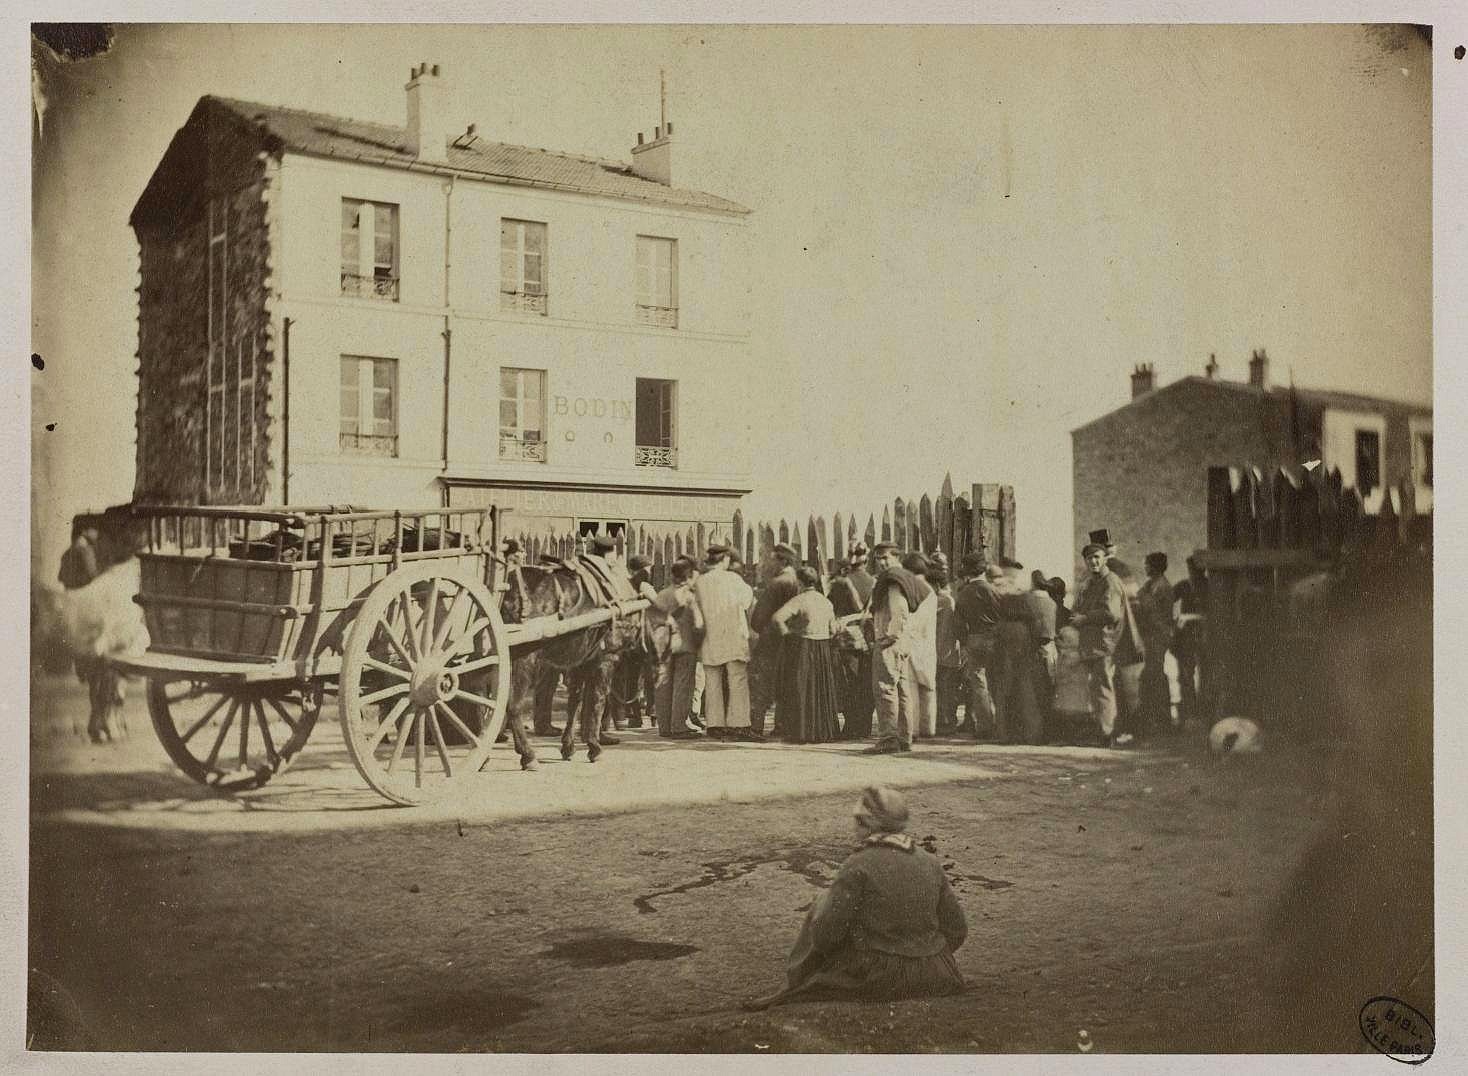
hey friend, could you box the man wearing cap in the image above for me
[615,554,660,729]
[930,555,964,735]
[692,543,759,741]
[952,552,1000,739]
[864,543,923,754]
[651,556,705,738]
[900,552,939,739]
[1071,541,1128,746]
[828,546,876,739]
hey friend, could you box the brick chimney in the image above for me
[1205,353,1219,379]
[1130,363,1155,398]
[405,62,449,164]
[1249,348,1270,389]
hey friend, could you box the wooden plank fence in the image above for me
[502,473,1017,590]
[1194,463,1431,733]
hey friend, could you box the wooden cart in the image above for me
[114,504,645,806]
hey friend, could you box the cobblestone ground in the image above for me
[27,672,1422,1055]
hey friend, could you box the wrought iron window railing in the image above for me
[635,304,678,329]
[339,432,399,456]
[341,272,400,301]
[500,434,548,462]
[635,445,677,469]
[500,290,547,315]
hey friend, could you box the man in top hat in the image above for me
[864,542,924,754]
[1071,540,1129,746]
[692,543,760,741]
[749,542,801,736]
[1087,527,1143,741]
[828,544,877,739]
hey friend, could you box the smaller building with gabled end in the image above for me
[1071,351,1432,576]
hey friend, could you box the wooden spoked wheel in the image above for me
[148,678,322,791]
[338,564,510,806]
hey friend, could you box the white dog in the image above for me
[1209,716,1262,756]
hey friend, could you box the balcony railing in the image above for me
[635,304,678,329]
[500,434,547,462]
[339,432,398,457]
[635,445,677,469]
[341,272,400,301]
[500,290,547,315]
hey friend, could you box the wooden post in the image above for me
[1256,469,1278,549]
[952,494,971,564]
[864,514,877,549]
[893,499,907,552]
[998,486,1016,562]
[906,498,920,552]
[745,525,755,568]
[778,519,790,546]
[971,483,1000,560]
[1206,466,1234,550]
[832,511,845,562]
[936,488,953,560]
[880,506,892,544]
[919,493,935,554]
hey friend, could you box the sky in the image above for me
[30,20,1434,580]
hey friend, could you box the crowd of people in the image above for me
[580,524,1210,754]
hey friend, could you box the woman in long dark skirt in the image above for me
[744,786,968,1009]
[769,566,842,744]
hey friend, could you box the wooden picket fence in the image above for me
[1201,463,1430,565]
[504,474,1017,590]
[1194,462,1431,733]
[729,476,1016,581]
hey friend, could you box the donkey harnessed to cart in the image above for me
[498,561,646,766]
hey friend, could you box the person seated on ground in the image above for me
[744,786,968,1009]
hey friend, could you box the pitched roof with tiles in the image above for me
[142,94,749,219]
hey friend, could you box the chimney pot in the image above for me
[666,121,674,135]
[431,64,440,76]
[637,132,644,145]
[1130,363,1156,399]
[1249,348,1270,389]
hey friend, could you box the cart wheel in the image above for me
[339,563,510,806]
[148,678,322,792]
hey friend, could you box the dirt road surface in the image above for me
[28,672,1410,1055]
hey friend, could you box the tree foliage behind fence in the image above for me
[504,474,1017,589]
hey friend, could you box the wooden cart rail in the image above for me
[115,597,652,684]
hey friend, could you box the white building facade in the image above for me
[131,65,753,542]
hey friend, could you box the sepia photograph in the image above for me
[24,7,1451,1061]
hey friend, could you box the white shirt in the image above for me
[692,567,754,666]
[901,590,939,688]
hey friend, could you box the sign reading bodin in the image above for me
[551,396,632,422]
